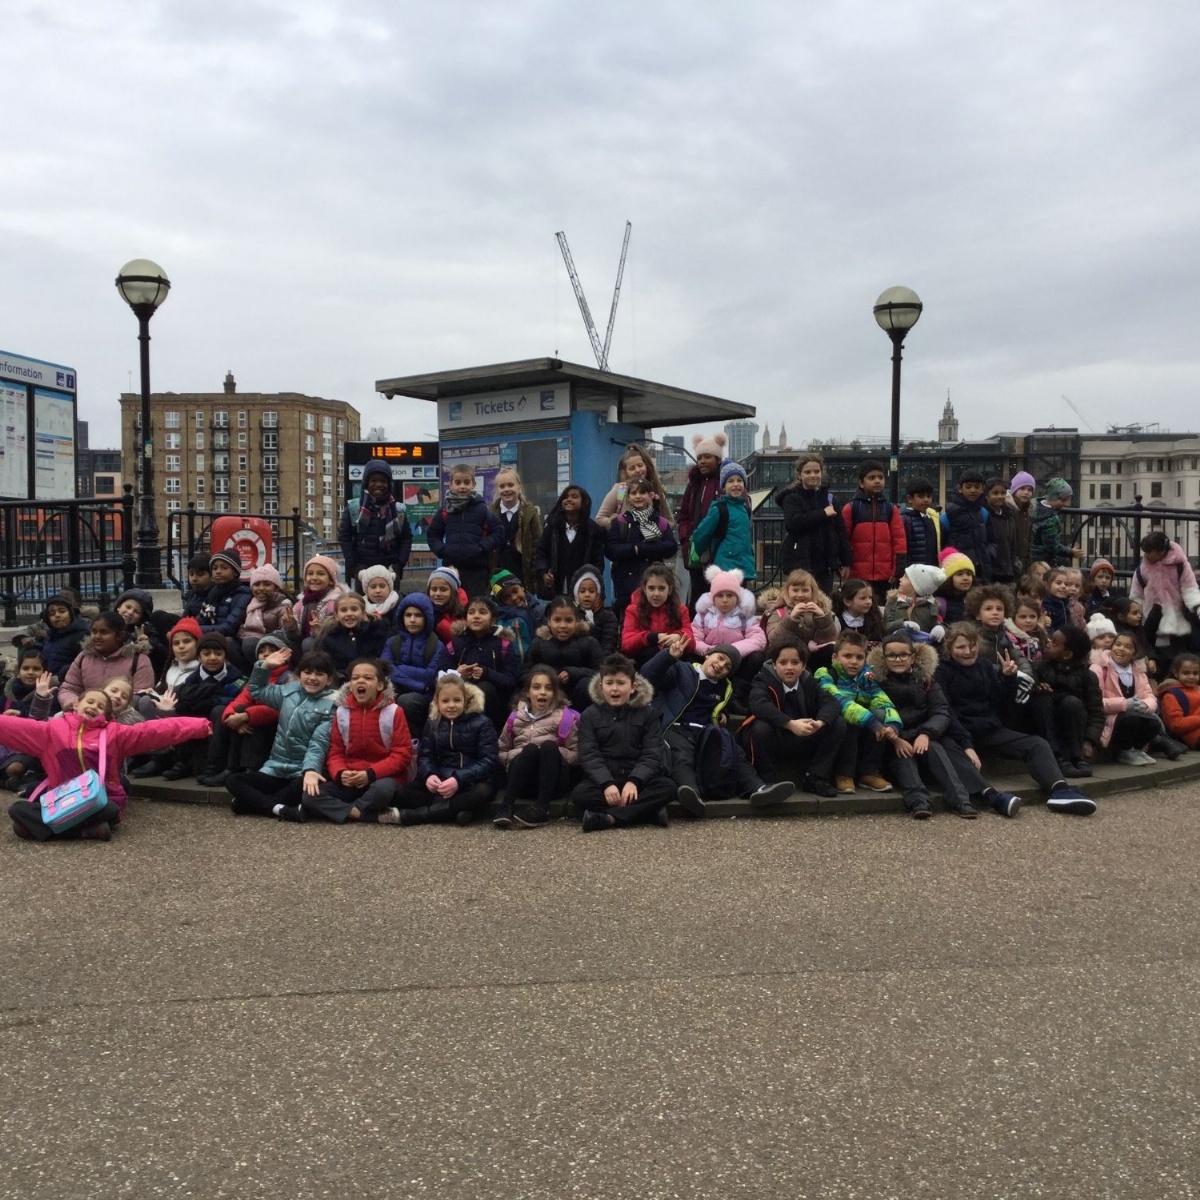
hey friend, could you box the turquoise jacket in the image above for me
[248,661,337,777]
[814,661,901,731]
[692,494,756,582]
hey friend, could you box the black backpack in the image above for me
[695,723,741,800]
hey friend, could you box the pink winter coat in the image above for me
[693,588,769,657]
[1090,651,1158,747]
[1131,541,1200,639]
[58,637,155,710]
[0,711,211,813]
[239,593,294,639]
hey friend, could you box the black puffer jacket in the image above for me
[935,655,1017,745]
[416,680,499,786]
[941,496,994,583]
[777,483,852,578]
[528,625,603,690]
[746,662,840,731]
[988,501,1019,580]
[867,643,950,739]
[1035,657,1106,744]
[577,672,663,788]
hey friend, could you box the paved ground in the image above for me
[2,784,1199,1199]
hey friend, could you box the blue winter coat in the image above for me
[247,661,337,777]
[691,494,756,582]
[605,512,679,605]
[315,617,391,680]
[941,496,993,582]
[381,593,446,695]
[641,649,733,727]
[427,495,503,570]
[195,581,253,638]
[445,630,519,693]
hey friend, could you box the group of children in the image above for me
[8,454,1200,842]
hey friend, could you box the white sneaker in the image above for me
[1136,749,1158,765]
[1116,749,1144,766]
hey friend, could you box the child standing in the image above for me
[428,463,505,599]
[238,564,294,663]
[1009,471,1037,578]
[338,458,412,585]
[900,479,941,569]
[1086,558,1120,617]
[620,564,695,665]
[1131,531,1200,672]
[940,471,993,582]
[1031,478,1082,567]
[776,452,852,596]
[302,658,413,824]
[358,566,401,623]
[226,647,339,822]
[489,467,543,592]
[605,479,679,611]
[571,654,677,832]
[742,638,845,797]
[494,666,580,829]
[533,484,605,600]
[691,461,755,583]
[4,689,210,842]
[596,444,674,529]
[395,672,499,826]
[678,433,726,611]
[841,459,907,605]
[381,592,448,733]
[984,478,1018,583]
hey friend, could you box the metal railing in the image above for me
[0,486,135,623]
[164,503,314,592]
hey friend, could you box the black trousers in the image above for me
[1108,712,1160,753]
[502,743,572,808]
[397,778,495,816]
[395,691,432,735]
[664,725,761,799]
[301,778,399,823]
[227,771,302,816]
[571,776,677,826]
[1032,693,1089,760]
[973,727,1062,790]
[834,724,886,779]
[205,720,274,775]
[743,716,846,784]
[8,799,121,841]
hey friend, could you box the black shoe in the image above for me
[277,805,305,823]
[1071,758,1094,777]
[128,759,165,779]
[401,801,451,826]
[749,781,796,806]
[512,804,549,828]
[1058,759,1088,779]
[161,762,191,781]
[1047,785,1097,816]
[197,770,230,788]
[492,807,515,829]
[675,785,706,817]
[582,810,616,833]
[950,799,979,819]
[801,774,838,798]
[651,807,670,828]
[2,774,25,792]
[910,799,932,820]
[454,810,475,827]
[1151,735,1188,761]
[988,790,1023,818]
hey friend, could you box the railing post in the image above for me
[292,507,302,593]
[66,500,83,599]
[1,497,14,623]
[185,502,198,564]
[1132,495,1144,568]
[120,484,136,592]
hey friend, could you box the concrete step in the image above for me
[128,753,1200,818]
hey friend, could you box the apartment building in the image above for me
[119,372,361,541]
[1079,430,1200,509]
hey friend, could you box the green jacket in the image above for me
[814,661,901,731]
[248,661,337,777]
[1030,502,1073,566]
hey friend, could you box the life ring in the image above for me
[225,527,268,570]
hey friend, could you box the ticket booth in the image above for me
[374,358,755,515]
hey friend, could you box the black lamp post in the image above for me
[873,286,923,505]
[116,258,171,588]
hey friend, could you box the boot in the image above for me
[400,801,451,826]
[1150,734,1188,761]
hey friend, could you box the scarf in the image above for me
[629,507,661,542]
[446,492,480,514]
[357,489,405,549]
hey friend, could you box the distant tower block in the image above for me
[938,395,959,442]
[724,419,760,461]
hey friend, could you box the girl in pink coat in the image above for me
[4,685,211,841]
[693,566,767,704]
[1131,532,1200,671]
[1090,633,1159,765]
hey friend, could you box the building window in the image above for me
[1156,458,1165,471]
[1088,462,1095,474]
[1116,484,1123,499]
[305,456,314,474]
[262,432,278,451]
[213,410,229,428]
[165,411,180,428]
[1178,480,1184,498]
[1100,461,1111,475]
[196,478,205,494]
[1099,484,1111,500]
[305,435,315,452]
[1089,484,1096,500]
[263,477,278,494]
[306,500,315,518]
[262,454,278,472]
[195,411,205,429]
[214,453,230,472]
[238,499,249,514]
[213,431,230,449]
[165,455,180,471]
[322,416,332,432]
[1151,481,1163,498]
[262,411,278,428]
[305,479,315,496]
[238,432,247,449]
[322,434,332,453]
[214,478,229,495]
[337,419,346,435]
[238,455,247,471]
[305,413,315,431]
[166,499,181,513]
[263,499,279,516]
[215,499,229,513]
[238,477,248,493]
[1192,458,1198,471]
[238,411,247,427]
[165,477,180,494]
[195,432,205,450]
[165,432,181,450]
[195,454,205,472]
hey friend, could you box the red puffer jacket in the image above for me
[841,491,907,583]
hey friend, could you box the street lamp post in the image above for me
[872,286,923,505]
[116,259,171,588]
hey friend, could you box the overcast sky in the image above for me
[5,1,1199,453]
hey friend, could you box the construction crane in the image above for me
[555,221,631,371]
[1061,394,1096,432]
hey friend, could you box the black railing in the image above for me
[164,503,310,592]
[0,485,135,623]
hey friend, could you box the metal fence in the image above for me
[0,486,135,623]
[164,504,314,592]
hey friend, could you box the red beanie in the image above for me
[168,617,203,642]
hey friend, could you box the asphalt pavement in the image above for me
[2,785,1199,1199]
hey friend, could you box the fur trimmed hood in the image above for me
[333,677,398,709]
[586,670,655,708]
[695,586,757,622]
[428,674,485,719]
[868,641,940,684]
